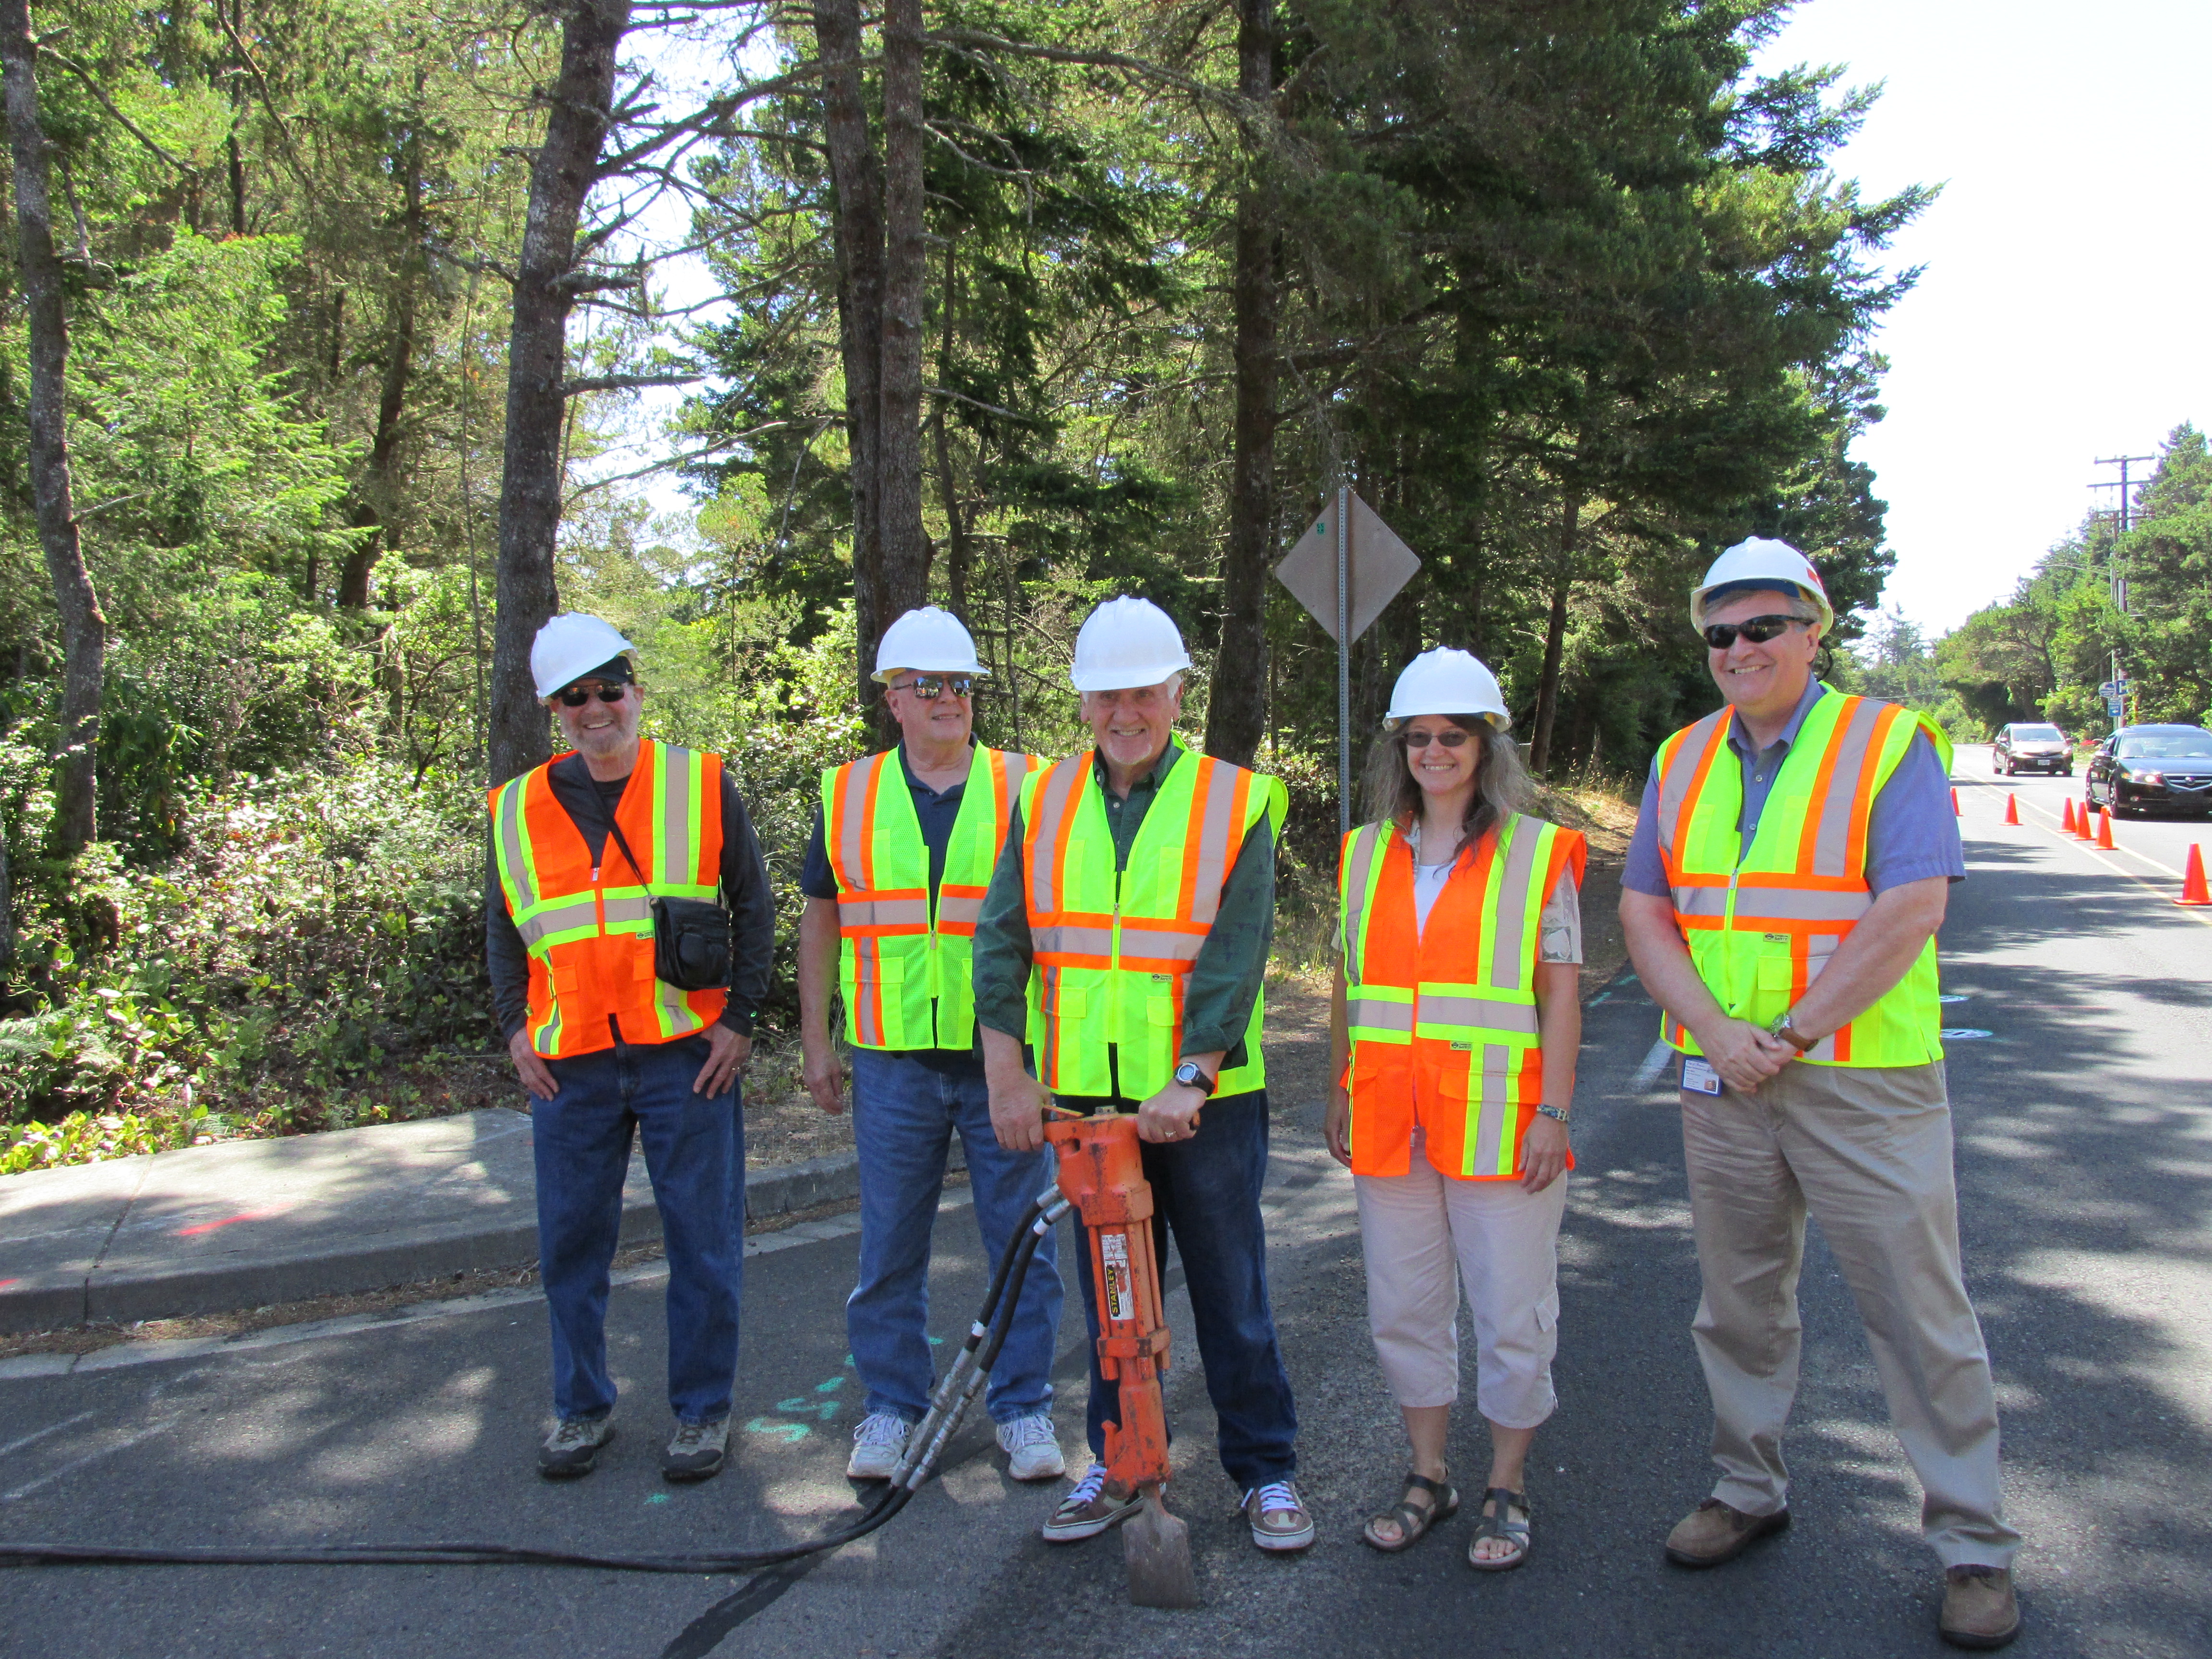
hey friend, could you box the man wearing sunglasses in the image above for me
[796,607,1067,1487]
[1618,540,2021,1648]
[487,613,775,1484]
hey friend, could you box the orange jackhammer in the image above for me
[1044,1111,1202,1609]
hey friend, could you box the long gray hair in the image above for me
[1358,714,1533,848]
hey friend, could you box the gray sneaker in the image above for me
[539,1416,614,1479]
[663,1418,730,1482]
[846,1411,911,1481]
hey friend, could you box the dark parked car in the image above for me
[2085,724,2212,818]
[1992,722,2072,776]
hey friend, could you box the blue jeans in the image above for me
[847,1047,1064,1425]
[1074,1091,1298,1490]
[532,1033,743,1425]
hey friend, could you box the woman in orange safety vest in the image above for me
[1327,648,1587,1574]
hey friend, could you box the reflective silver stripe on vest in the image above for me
[836,895,932,929]
[837,750,890,890]
[1806,697,1886,878]
[1468,1042,1513,1172]
[660,744,696,884]
[1339,824,1385,985]
[1728,887,1875,925]
[1026,757,1088,917]
[1416,993,1540,1034]
[496,780,537,912]
[1655,710,1729,870]
[1486,816,1543,992]
[935,894,985,928]
[601,893,653,930]
[516,897,598,950]
[1030,923,1117,960]
[1111,922,1206,964]
[1184,757,1241,928]
[1346,993,1414,1034]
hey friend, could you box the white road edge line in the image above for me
[0,1418,177,1502]
[1631,1040,1674,1090]
[0,1409,97,1460]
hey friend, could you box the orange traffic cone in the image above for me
[2003,793,2020,825]
[1950,788,1961,816]
[2179,845,2211,907]
[2096,807,2117,850]
[2071,800,2096,840]
[2061,798,2077,835]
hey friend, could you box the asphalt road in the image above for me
[3,783,2209,1659]
[1958,743,2212,898]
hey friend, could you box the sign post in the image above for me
[1274,491,1421,833]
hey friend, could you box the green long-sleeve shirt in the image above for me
[970,741,1276,1103]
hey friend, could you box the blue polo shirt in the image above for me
[1622,679,1964,898]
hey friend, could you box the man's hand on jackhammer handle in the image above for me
[507,1030,560,1102]
[1136,1083,1203,1144]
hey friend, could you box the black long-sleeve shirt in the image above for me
[485,753,775,1040]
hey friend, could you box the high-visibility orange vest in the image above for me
[1338,814,1585,1179]
[488,739,725,1059]
[819,744,1037,1050]
[1020,747,1287,1101]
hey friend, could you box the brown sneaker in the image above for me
[1041,1465,1142,1543]
[1664,1497,1790,1567]
[1940,1565,2020,1650]
[1242,1479,1315,1552]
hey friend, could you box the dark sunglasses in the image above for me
[556,682,629,707]
[895,675,975,700]
[1401,727,1472,749]
[1701,615,1806,650]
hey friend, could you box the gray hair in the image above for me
[1358,715,1533,847]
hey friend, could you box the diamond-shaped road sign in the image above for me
[1273,492,1421,644]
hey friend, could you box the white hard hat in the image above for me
[1385,648,1511,732]
[873,606,986,682]
[1690,538,1835,634]
[530,613,636,700]
[1070,596,1192,693]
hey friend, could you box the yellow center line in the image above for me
[1954,778,2212,928]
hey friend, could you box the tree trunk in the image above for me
[812,0,886,712]
[3,0,105,858]
[1526,492,1579,775]
[339,137,422,611]
[933,235,971,622]
[221,1,246,235]
[874,0,931,720]
[487,0,631,786]
[1204,0,1277,767]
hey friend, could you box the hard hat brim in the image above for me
[871,663,990,684]
[1070,661,1191,694]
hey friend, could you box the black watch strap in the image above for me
[1173,1061,1217,1097]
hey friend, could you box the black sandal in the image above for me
[1467,1487,1531,1572]
[1361,1471,1458,1553]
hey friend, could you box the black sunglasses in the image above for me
[1702,615,1806,650]
[556,682,629,707]
[894,675,975,700]
[1401,727,1472,749]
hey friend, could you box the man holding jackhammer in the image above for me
[487,614,775,1484]
[973,595,1313,1553]
[796,606,1067,1486]
[1619,540,2022,1650]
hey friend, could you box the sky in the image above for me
[1749,0,2212,633]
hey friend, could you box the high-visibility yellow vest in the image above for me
[1339,814,1585,1178]
[820,744,1038,1051]
[488,740,725,1059]
[1654,685,1952,1067]
[1020,747,1287,1101]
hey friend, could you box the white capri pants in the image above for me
[1355,1153,1567,1430]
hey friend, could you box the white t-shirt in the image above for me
[1407,825,1582,962]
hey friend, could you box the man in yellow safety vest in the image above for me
[797,607,1066,1485]
[1619,539,2022,1650]
[974,595,1313,1555]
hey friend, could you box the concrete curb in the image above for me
[1,1135,940,1336]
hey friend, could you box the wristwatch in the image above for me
[1171,1061,1217,1097]
[1534,1104,1570,1125]
[1767,1010,1819,1053]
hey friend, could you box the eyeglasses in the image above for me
[894,675,975,700]
[556,682,629,707]
[1401,727,1471,749]
[1701,615,1806,651]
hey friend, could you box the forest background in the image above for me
[0,0,2188,1172]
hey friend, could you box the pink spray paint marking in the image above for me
[174,1210,278,1238]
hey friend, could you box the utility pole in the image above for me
[2089,453,2154,614]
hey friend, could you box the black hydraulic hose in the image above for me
[0,1201,1064,1576]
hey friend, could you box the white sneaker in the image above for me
[995,1413,1066,1482]
[846,1411,911,1480]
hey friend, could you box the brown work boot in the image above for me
[1664,1497,1790,1567]
[1940,1565,2020,1650]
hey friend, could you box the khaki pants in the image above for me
[1681,1060,2020,1568]
[1355,1152,1566,1429]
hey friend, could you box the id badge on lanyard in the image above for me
[1682,1056,1723,1096]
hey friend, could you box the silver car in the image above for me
[1992,722,2072,777]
